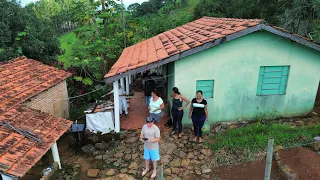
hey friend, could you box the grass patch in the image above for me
[58,30,77,63]
[207,123,320,166]
[208,123,320,153]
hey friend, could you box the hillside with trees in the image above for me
[1,0,319,114]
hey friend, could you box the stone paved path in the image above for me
[93,127,218,180]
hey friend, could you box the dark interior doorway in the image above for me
[314,82,320,114]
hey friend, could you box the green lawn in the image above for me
[58,30,77,63]
[208,123,320,153]
[168,0,199,21]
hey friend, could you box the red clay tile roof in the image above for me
[0,105,72,177]
[0,56,73,177]
[0,56,72,114]
[105,17,263,78]
[105,17,320,79]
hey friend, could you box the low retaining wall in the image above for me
[273,146,298,180]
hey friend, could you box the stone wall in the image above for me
[23,80,69,119]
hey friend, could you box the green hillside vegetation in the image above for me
[58,30,77,63]
[2,0,319,103]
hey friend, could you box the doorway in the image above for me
[314,82,320,114]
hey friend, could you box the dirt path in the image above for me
[213,160,283,180]
[278,147,320,180]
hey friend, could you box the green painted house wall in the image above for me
[170,31,320,124]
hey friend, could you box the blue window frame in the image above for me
[196,80,214,98]
[257,66,290,95]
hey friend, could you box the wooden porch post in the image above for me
[113,81,120,132]
[51,142,61,169]
[129,75,132,84]
[120,78,125,89]
[125,76,129,95]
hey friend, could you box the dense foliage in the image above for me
[1,0,320,104]
[0,0,60,63]
[194,0,320,40]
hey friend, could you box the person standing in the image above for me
[148,89,164,126]
[140,116,161,179]
[188,90,208,142]
[170,87,190,138]
[106,85,128,116]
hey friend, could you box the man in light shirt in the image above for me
[140,116,161,179]
[106,85,128,116]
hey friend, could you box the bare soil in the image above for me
[278,147,320,180]
[213,160,283,180]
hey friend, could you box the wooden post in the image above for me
[129,75,132,84]
[125,77,129,95]
[113,81,120,132]
[1,174,14,180]
[264,138,274,180]
[51,142,61,169]
[158,164,164,180]
[120,78,125,89]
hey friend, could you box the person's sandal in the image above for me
[142,169,149,176]
[151,171,157,179]
[178,133,182,138]
[199,138,203,143]
[193,137,197,142]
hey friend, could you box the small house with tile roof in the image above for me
[0,57,72,179]
[104,17,320,129]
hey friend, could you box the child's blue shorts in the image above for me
[144,148,160,161]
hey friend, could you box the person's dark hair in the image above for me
[197,90,203,95]
[146,116,154,122]
[172,87,181,95]
[152,89,160,97]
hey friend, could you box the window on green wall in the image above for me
[257,66,290,95]
[196,80,214,98]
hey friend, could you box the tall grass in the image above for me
[208,123,320,153]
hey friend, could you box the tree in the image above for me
[127,2,140,12]
[280,0,318,36]
[193,0,289,25]
[0,0,60,63]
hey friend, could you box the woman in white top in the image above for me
[148,89,164,126]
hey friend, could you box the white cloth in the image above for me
[118,86,126,97]
[110,86,128,115]
[118,86,128,114]
[149,97,163,114]
[119,96,128,114]
[86,111,114,133]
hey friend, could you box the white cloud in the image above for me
[20,0,38,7]
[123,0,147,6]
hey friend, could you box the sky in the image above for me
[19,0,147,7]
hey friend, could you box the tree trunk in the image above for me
[101,0,108,37]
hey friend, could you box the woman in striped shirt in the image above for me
[188,90,208,142]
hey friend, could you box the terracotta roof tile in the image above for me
[0,57,73,177]
[0,57,72,112]
[0,105,72,177]
[104,17,318,79]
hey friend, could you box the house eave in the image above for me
[261,24,320,52]
[104,24,263,83]
[104,23,320,83]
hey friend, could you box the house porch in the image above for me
[120,92,168,130]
